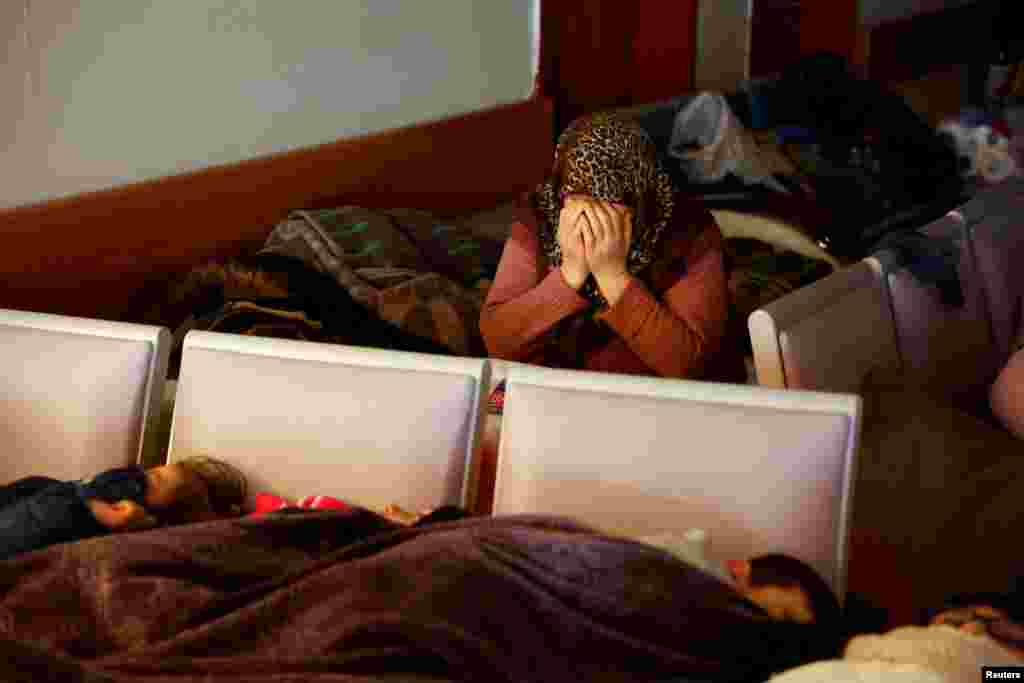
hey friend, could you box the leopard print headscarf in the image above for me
[532,112,676,307]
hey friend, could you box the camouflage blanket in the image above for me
[260,207,504,357]
[154,252,454,378]
[148,206,509,371]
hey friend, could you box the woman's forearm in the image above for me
[481,220,590,360]
[480,269,589,360]
[597,227,729,379]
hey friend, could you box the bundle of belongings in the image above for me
[939,108,1020,186]
[643,52,966,260]
[149,206,508,376]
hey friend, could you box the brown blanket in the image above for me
[0,512,821,682]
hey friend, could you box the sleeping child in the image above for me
[0,456,246,561]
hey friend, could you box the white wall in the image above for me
[0,1,539,209]
[859,0,976,26]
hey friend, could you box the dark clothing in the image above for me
[0,477,61,509]
[873,230,964,308]
[75,466,148,505]
[0,466,149,561]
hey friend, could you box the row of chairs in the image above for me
[1,308,859,598]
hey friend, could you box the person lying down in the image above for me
[1,459,838,635]
[0,508,848,681]
[0,456,247,561]
[1,461,837,627]
[259,494,840,629]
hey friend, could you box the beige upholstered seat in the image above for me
[493,363,861,600]
[0,308,170,482]
[749,257,899,392]
[169,332,489,513]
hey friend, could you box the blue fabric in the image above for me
[0,466,149,561]
[75,465,148,505]
[0,480,107,561]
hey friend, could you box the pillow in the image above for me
[634,528,734,585]
[771,623,1024,683]
[769,659,948,683]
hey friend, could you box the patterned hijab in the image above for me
[532,112,677,307]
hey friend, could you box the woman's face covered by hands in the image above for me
[535,112,676,307]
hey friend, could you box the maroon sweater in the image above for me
[480,203,740,381]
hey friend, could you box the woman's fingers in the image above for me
[620,206,634,243]
[564,201,586,226]
[582,202,611,245]
[557,206,580,243]
[579,213,595,251]
[567,199,632,262]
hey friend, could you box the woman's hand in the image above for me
[576,198,633,305]
[557,201,589,290]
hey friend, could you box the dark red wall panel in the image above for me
[542,1,698,134]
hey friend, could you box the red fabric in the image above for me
[250,492,352,517]
[297,495,351,512]
[480,203,736,381]
[251,492,291,517]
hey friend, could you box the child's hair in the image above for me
[749,553,847,665]
[749,553,842,630]
[177,456,248,517]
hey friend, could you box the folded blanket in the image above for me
[159,253,452,377]
[260,208,496,356]
[150,205,504,363]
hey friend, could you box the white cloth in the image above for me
[771,624,1024,682]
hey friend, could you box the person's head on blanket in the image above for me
[84,455,247,529]
[0,456,247,562]
[729,553,841,630]
[642,531,841,631]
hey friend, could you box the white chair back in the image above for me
[0,308,169,481]
[494,364,860,599]
[170,332,489,512]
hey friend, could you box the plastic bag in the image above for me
[667,92,789,193]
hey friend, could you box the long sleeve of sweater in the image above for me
[596,223,730,379]
[479,219,591,362]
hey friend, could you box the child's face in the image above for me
[742,584,815,624]
[727,559,815,624]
